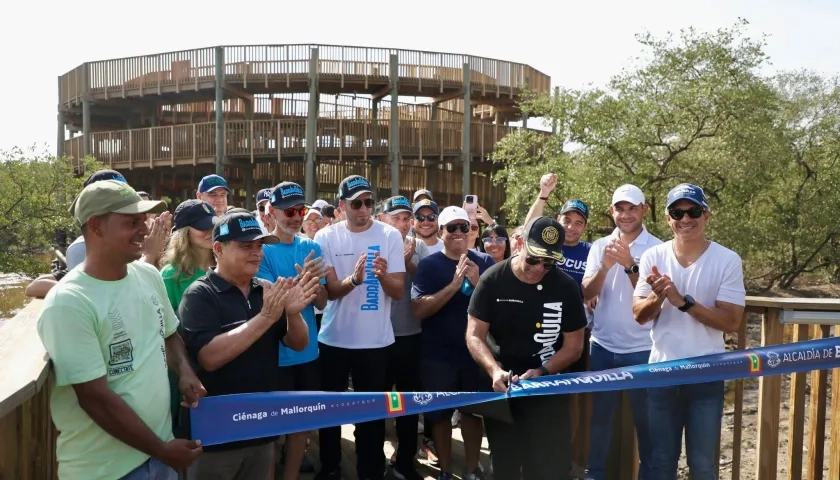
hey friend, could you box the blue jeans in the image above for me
[119,458,177,480]
[586,341,652,480]
[647,381,724,480]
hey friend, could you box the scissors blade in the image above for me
[506,370,514,396]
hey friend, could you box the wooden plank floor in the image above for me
[274,418,493,480]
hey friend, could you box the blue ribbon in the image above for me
[190,337,840,446]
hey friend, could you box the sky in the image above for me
[1,0,838,154]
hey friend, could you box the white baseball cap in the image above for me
[311,199,330,210]
[611,184,645,206]
[437,206,470,227]
[304,209,322,221]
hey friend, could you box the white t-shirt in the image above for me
[420,237,443,254]
[315,220,406,349]
[65,236,86,270]
[634,241,746,363]
[585,226,662,354]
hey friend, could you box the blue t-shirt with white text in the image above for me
[412,250,495,366]
[558,241,591,293]
[257,236,325,366]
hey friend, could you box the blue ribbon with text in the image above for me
[190,337,840,446]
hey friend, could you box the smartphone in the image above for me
[464,195,477,218]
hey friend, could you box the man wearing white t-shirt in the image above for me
[632,183,746,480]
[313,175,406,480]
[411,199,444,254]
[581,184,661,480]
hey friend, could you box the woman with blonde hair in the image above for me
[159,199,217,441]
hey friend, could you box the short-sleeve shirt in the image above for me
[160,264,206,311]
[391,237,430,336]
[412,250,495,365]
[558,241,592,290]
[257,236,326,366]
[468,257,588,374]
[633,241,746,363]
[178,270,287,451]
[36,261,179,480]
[65,236,86,270]
[314,220,406,349]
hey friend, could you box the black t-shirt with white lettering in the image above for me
[467,256,587,375]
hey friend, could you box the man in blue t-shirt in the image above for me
[557,199,593,286]
[256,181,328,477]
[411,206,494,480]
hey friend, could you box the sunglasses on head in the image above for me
[349,198,375,210]
[668,206,705,220]
[283,206,310,218]
[443,223,470,234]
[415,213,438,223]
[482,236,507,245]
[525,255,557,270]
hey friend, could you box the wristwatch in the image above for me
[678,294,696,312]
[538,365,550,376]
[624,264,639,275]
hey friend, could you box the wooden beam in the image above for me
[221,84,254,102]
[370,85,390,102]
[432,89,466,104]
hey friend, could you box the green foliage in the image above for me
[0,146,101,276]
[493,19,840,290]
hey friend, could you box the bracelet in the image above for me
[538,196,549,201]
[349,276,360,287]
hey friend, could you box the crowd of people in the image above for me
[32,168,746,480]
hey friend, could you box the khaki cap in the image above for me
[70,180,167,226]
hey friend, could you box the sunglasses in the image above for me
[668,207,705,220]
[524,255,557,270]
[415,213,438,223]
[470,224,480,232]
[443,223,470,234]
[482,236,507,245]
[350,198,376,210]
[283,206,310,218]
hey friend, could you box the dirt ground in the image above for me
[677,284,838,479]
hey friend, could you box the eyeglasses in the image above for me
[350,198,375,210]
[444,223,470,234]
[668,207,705,220]
[283,206,310,218]
[482,237,507,245]
[415,213,438,223]
[524,255,557,270]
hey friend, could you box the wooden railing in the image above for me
[67,119,532,171]
[3,297,836,479]
[58,44,551,106]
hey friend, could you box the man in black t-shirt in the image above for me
[466,216,587,480]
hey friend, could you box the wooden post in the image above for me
[755,307,784,480]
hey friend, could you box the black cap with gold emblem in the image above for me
[521,216,565,262]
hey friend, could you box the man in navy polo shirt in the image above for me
[178,211,320,480]
[196,174,231,216]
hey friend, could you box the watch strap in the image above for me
[538,365,550,376]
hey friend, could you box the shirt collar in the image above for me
[609,225,652,246]
[205,269,263,294]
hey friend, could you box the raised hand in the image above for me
[143,211,172,261]
[464,258,480,286]
[475,205,494,225]
[294,250,327,281]
[351,252,367,285]
[603,238,633,270]
[372,252,388,279]
[539,173,558,196]
[284,271,321,315]
[259,278,290,322]
[403,237,416,263]
[451,254,469,287]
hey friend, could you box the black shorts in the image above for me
[420,358,484,423]
[567,327,591,373]
[277,358,321,392]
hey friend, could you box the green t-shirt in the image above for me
[160,264,206,311]
[37,261,179,480]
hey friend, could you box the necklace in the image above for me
[672,239,711,266]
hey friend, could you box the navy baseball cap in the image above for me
[666,183,709,210]
[383,196,412,215]
[198,174,231,194]
[270,182,306,210]
[412,199,439,215]
[559,199,589,221]
[213,212,279,244]
[522,216,565,262]
[256,188,272,206]
[173,200,219,232]
[84,169,126,187]
[338,175,373,201]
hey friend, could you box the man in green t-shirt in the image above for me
[37,180,208,480]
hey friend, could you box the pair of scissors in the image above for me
[505,370,514,396]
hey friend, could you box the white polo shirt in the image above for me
[634,241,746,363]
[584,226,662,354]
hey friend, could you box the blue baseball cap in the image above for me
[666,183,709,210]
[173,200,219,232]
[383,196,412,215]
[338,175,373,201]
[213,212,279,244]
[412,199,439,215]
[559,199,589,221]
[84,169,126,187]
[198,174,231,194]
[256,188,272,206]
[270,181,306,210]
